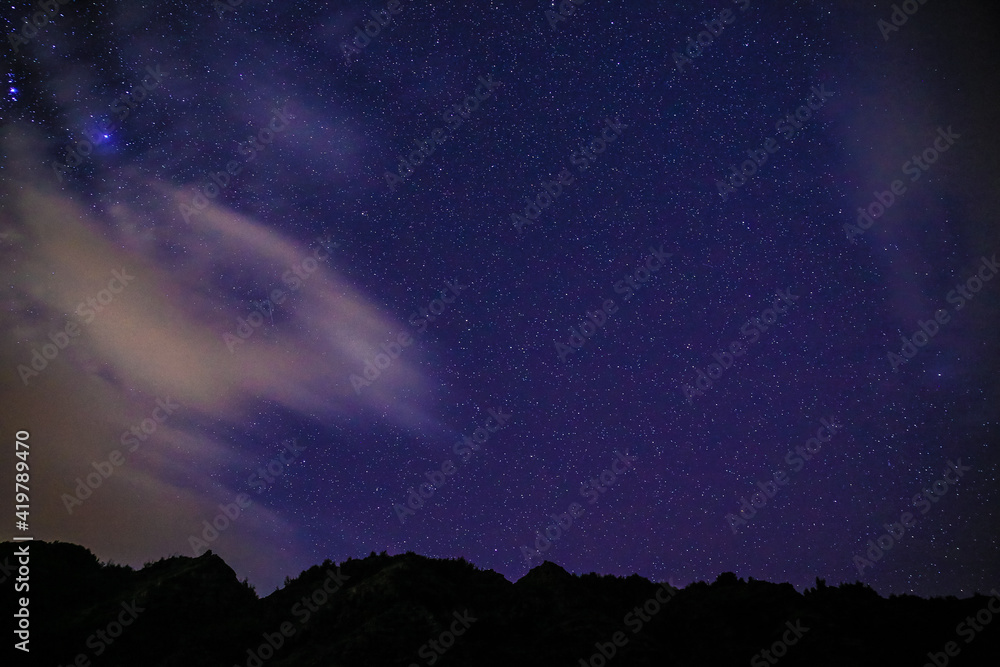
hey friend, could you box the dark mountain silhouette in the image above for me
[3,540,997,666]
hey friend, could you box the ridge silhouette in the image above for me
[3,541,997,666]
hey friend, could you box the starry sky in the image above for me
[1,0,998,598]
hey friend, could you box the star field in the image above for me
[1,0,998,599]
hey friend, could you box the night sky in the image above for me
[2,0,998,599]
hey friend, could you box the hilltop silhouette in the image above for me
[3,540,997,666]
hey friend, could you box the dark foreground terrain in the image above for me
[3,540,997,666]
